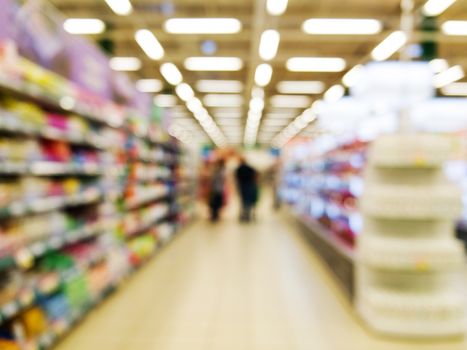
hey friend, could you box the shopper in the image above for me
[208,160,226,222]
[235,157,258,222]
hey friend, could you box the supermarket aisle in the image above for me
[56,197,466,350]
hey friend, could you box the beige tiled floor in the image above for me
[57,197,467,350]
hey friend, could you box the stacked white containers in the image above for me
[353,62,466,337]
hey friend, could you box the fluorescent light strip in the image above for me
[302,18,382,35]
[286,57,346,72]
[441,82,467,96]
[371,31,407,61]
[204,94,244,107]
[429,59,449,73]
[324,84,345,102]
[184,57,243,71]
[433,65,464,88]
[105,0,132,15]
[270,95,311,108]
[63,19,105,34]
[277,81,324,94]
[136,79,162,93]
[267,0,288,16]
[135,29,164,60]
[423,0,457,16]
[160,63,183,85]
[442,21,467,36]
[255,64,273,87]
[109,57,141,71]
[164,18,242,34]
[196,80,243,93]
[342,65,363,87]
[259,29,280,61]
[154,94,177,107]
[175,83,195,102]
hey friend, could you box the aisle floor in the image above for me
[57,197,467,350]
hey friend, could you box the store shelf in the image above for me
[0,161,102,176]
[125,212,171,239]
[0,188,102,219]
[125,191,171,211]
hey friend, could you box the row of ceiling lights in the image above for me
[62,0,462,147]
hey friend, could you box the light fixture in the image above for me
[164,18,242,34]
[441,82,467,96]
[442,21,467,36]
[175,83,195,102]
[186,98,203,113]
[249,97,265,113]
[136,79,163,93]
[270,95,311,108]
[371,31,407,61]
[154,94,177,107]
[286,57,346,72]
[203,94,244,107]
[63,18,105,35]
[342,65,364,87]
[423,0,457,16]
[109,57,141,71]
[196,80,243,93]
[302,18,382,35]
[160,63,183,85]
[433,65,464,88]
[324,85,345,103]
[255,64,273,87]
[135,29,164,60]
[429,59,449,73]
[184,57,243,71]
[259,29,280,61]
[276,81,324,94]
[251,87,265,99]
[266,0,288,16]
[105,0,132,15]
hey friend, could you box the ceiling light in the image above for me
[154,94,177,107]
[371,31,407,61]
[324,85,345,103]
[63,18,105,34]
[342,65,364,87]
[136,79,162,93]
[184,57,243,71]
[196,80,243,93]
[175,83,195,102]
[442,21,467,36]
[270,95,311,108]
[441,82,467,96]
[286,57,346,72]
[433,65,464,88]
[251,87,265,99]
[187,98,203,113]
[160,63,183,85]
[267,0,288,16]
[164,18,242,34]
[276,81,324,94]
[135,29,164,60]
[423,0,456,16]
[204,94,243,107]
[302,18,382,35]
[429,59,449,73]
[259,29,280,61]
[255,64,273,87]
[105,0,132,15]
[250,97,265,113]
[109,57,141,71]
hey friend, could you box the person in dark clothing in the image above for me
[208,160,226,222]
[235,158,258,222]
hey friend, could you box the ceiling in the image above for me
[50,0,467,147]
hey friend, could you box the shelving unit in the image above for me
[0,49,192,349]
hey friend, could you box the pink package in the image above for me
[47,113,69,131]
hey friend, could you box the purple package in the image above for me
[0,0,16,41]
[130,91,152,117]
[63,35,113,99]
